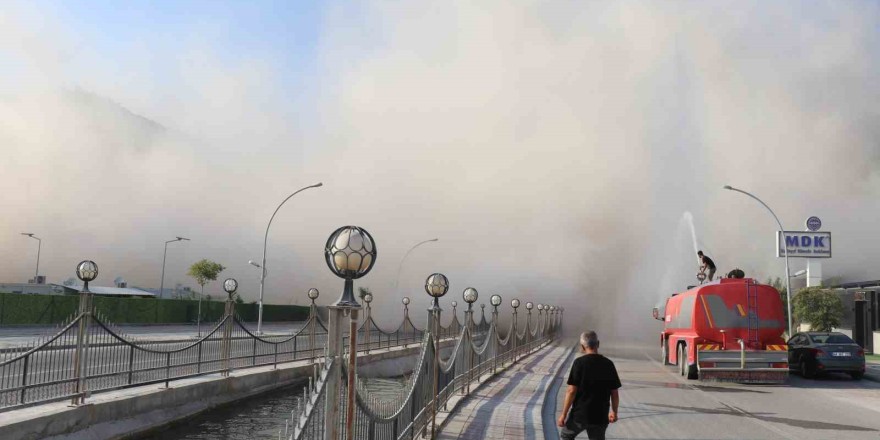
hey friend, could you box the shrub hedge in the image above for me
[0,292,309,325]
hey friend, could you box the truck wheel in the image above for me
[850,371,864,380]
[687,363,699,380]
[661,340,670,365]
[679,344,687,376]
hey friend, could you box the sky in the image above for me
[1,1,879,340]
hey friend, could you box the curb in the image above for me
[541,341,577,440]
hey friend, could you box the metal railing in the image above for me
[1,289,505,412]
[281,305,562,440]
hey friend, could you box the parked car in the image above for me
[787,332,866,380]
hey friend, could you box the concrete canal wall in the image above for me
[0,342,449,440]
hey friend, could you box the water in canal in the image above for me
[140,376,410,440]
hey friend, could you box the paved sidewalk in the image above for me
[437,343,572,439]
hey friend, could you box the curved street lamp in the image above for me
[21,233,41,282]
[724,185,793,337]
[160,237,189,299]
[257,182,323,334]
[393,238,439,297]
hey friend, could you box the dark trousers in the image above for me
[560,419,608,440]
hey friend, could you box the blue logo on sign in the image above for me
[806,216,822,232]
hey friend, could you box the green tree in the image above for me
[187,259,225,335]
[358,286,372,300]
[792,286,843,331]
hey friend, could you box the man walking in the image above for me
[698,250,716,282]
[557,331,621,440]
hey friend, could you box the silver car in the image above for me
[787,332,866,380]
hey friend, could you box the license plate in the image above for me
[832,352,852,357]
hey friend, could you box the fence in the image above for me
[281,300,562,440]
[0,284,334,411]
[0,292,309,325]
[0,286,527,413]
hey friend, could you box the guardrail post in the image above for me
[426,300,441,439]
[71,282,93,406]
[512,309,518,364]
[309,302,317,363]
[222,295,235,376]
[491,308,498,374]
[324,304,347,440]
[345,307,359,440]
[464,306,473,395]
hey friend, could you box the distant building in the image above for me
[0,282,155,298]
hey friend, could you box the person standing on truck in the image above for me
[557,331,621,440]
[698,250,716,282]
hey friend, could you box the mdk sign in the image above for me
[776,231,832,258]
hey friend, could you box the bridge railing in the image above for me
[1,289,522,412]
[281,302,563,440]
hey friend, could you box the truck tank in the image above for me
[656,277,789,383]
[664,278,786,347]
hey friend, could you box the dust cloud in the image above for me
[1,2,879,343]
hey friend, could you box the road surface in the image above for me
[437,340,880,439]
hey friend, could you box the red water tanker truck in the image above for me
[653,277,789,383]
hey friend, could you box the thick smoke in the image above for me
[1,2,879,343]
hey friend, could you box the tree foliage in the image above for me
[792,286,843,332]
[187,259,226,288]
[358,286,372,300]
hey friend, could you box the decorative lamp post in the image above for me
[525,302,534,346]
[489,294,502,372]
[480,303,486,327]
[537,304,544,335]
[511,299,520,361]
[402,296,411,347]
[490,294,502,314]
[325,226,377,307]
[424,272,448,438]
[450,300,459,333]
[72,260,98,405]
[322,225,377,440]
[223,278,238,297]
[462,287,478,394]
[221,278,238,375]
[307,288,319,361]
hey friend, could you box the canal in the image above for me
[139,376,410,440]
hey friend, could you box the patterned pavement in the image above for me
[437,343,573,439]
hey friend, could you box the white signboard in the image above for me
[777,231,831,258]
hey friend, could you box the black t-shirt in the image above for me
[566,353,622,425]
[701,255,716,270]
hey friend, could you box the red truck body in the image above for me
[655,277,789,383]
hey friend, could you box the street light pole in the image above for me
[20,233,41,282]
[723,185,793,337]
[393,238,439,296]
[257,182,322,334]
[160,237,189,299]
